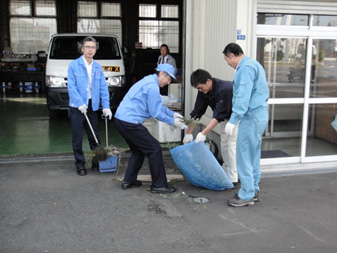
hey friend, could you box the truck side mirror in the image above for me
[37,51,47,62]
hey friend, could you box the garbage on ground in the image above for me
[170,141,234,191]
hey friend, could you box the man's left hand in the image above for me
[195,132,206,143]
[103,108,113,120]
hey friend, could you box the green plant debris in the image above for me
[85,145,129,170]
[180,117,201,126]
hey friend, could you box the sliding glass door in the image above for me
[256,14,337,163]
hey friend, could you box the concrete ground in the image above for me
[1,152,337,253]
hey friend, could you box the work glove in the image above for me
[103,108,113,120]
[225,122,236,136]
[195,132,206,143]
[78,104,87,114]
[183,134,193,144]
[173,118,188,130]
[174,112,184,119]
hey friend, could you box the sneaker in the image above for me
[253,191,259,202]
[228,193,254,207]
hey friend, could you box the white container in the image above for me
[169,82,182,102]
[152,119,181,143]
[25,82,33,93]
[143,118,154,136]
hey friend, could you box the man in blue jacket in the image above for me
[114,64,187,194]
[223,43,269,207]
[68,36,112,176]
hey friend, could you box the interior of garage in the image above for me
[0,0,183,156]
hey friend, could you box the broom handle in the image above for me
[105,117,108,147]
[84,113,99,144]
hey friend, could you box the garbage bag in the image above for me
[170,141,234,190]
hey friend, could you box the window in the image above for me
[49,36,121,60]
[77,1,122,41]
[257,14,309,26]
[256,12,337,162]
[138,3,179,53]
[313,15,337,26]
[9,0,57,54]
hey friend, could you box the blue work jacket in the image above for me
[229,56,269,125]
[67,56,110,111]
[115,74,175,125]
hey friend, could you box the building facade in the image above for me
[184,0,337,173]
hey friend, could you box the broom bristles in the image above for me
[95,145,108,161]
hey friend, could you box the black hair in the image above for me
[190,69,212,88]
[160,44,170,53]
[81,36,96,47]
[222,43,244,57]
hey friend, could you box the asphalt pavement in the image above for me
[1,151,337,253]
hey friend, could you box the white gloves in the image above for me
[103,108,113,120]
[183,134,193,144]
[174,112,184,119]
[173,118,188,130]
[78,104,87,114]
[225,122,236,136]
[195,132,206,143]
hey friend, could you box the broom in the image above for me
[84,113,108,161]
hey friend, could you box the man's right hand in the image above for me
[78,104,87,114]
[183,134,193,144]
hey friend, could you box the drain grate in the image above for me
[193,197,209,203]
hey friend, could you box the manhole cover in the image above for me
[193,197,209,203]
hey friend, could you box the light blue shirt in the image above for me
[68,56,110,111]
[115,74,175,125]
[229,56,269,125]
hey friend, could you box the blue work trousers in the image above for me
[237,109,268,201]
[114,118,168,188]
[69,101,101,169]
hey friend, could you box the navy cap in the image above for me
[156,64,176,80]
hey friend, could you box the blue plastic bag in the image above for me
[170,141,234,190]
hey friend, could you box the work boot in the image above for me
[228,193,254,207]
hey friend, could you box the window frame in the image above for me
[9,0,57,54]
[76,1,122,40]
[138,2,181,53]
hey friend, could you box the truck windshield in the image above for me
[49,36,122,60]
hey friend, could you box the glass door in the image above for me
[256,14,337,162]
[257,37,306,159]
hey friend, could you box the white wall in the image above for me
[184,0,255,134]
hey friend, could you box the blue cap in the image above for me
[156,64,176,80]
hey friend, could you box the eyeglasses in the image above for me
[83,46,96,50]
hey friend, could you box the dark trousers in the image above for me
[114,118,168,188]
[69,101,100,169]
